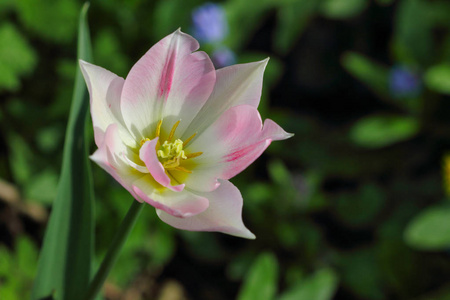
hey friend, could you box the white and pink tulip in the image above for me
[80,29,292,239]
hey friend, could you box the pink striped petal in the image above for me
[184,105,293,191]
[121,29,215,140]
[132,175,209,218]
[183,59,268,139]
[140,138,185,192]
[90,124,143,201]
[157,180,255,239]
[79,60,134,147]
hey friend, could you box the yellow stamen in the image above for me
[139,120,204,178]
[140,137,150,146]
[163,158,181,169]
[175,166,192,173]
[167,120,180,141]
[185,152,203,159]
[183,132,196,147]
[155,120,162,138]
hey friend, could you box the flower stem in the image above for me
[83,200,144,300]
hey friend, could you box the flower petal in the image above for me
[90,124,143,201]
[120,29,215,140]
[140,138,185,192]
[183,59,268,139]
[157,180,255,239]
[132,175,209,218]
[183,105,293,191]
[79,60,134,147]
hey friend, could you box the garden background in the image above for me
[1,0,450,299]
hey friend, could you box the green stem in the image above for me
[83,200,144,300]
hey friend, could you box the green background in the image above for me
[1,0,450,299]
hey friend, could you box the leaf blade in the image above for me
[237,252,279,300]
[31,3,95,300]
[404,205,450,250]
[279,268,339,300]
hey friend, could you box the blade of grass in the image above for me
[31,3,95,300]
[83,200,144,300]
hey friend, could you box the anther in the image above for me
[155,120,163,138]
[175,166,192,173]
[140,138,150,146]
[186,152,203,159]
[183,132,197,147]
[167,120,180,141]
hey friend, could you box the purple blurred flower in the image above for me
[212,47,236,68]
[192,3,228,44]
[389,66,421,98]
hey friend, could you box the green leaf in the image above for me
[153,0,192,40]
[238,252,279,300]
[320,0,368,19]
[0,23,37,91]
[25,169,59,205]
[225,0,279,50]
[16,0,78,43]
[427,1,450,27]
[279,268,339,300]
[0,245,12,276]
[93,29,130,76]
[341,52,389,99]
[404,205,450,250]
[350,114,419,148]
[35,125,64,153]
[337,248,384,300]
[0,0,15,15]
[392,0,433,65]
[424,64,450,95]
[268,159,293,188]
[335,183,386,227]
[0,236,38,300]
[274,0,319,54]
[7,132,34,186]
[31,3,95,300]
[16,236,39,279]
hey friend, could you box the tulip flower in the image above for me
[80,29,292,239]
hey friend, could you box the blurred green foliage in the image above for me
[237,252,279,300]
[0,23,36,91]
[1,0,450,299]
[0,236,37,300]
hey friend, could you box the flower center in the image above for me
[140,120,203,174]
[157,139,187,169]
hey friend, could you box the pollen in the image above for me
[157,139,187,160]
[139,120,203,173]
[140,137,151,147]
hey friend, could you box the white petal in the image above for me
[157,180,255,239]
[132,175,208,218]
[182,105,292,192]
[90,124,143,201]
[183,59,268,139]
[79,60,135,147]
[120,29,215,140]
